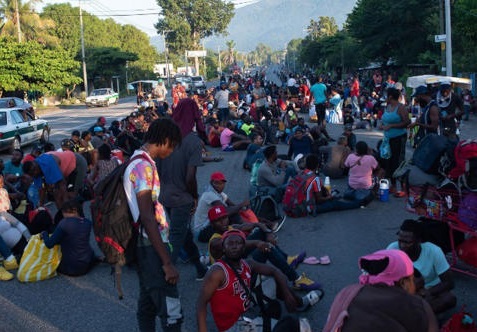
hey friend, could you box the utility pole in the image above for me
[439,0,445,74]
[162,30,172,87]
[79,0,88,96]
[445,0,452,76]
[218,46,221,77]
[14,0,21,42]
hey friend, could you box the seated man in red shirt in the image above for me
[197,229,320,332]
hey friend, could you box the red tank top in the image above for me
[210,259,252,331]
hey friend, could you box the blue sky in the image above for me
[39,0,260,36]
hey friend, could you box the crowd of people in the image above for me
[0,64,475,331]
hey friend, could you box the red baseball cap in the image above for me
[208,205,228,222]
[210,171,227,182]
[221,229,247,244]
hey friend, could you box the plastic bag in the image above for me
[17,234,62,282]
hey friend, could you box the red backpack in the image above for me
[448,139,477,180]
[282,171,316,217]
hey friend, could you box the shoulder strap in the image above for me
[222,258,257,305]
[323,284,364,332]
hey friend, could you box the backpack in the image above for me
[449,139,477,188]
[282,172,316,217]
[412,133,452,174]
[250,192,281,222]
[458,192,477,231]
[91,154,147,299]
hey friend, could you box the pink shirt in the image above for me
[47,151,76,178]
[345,154,378,189]
[220,128,234,149]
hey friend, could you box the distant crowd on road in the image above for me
[1,64,476,331]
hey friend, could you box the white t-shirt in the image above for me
[215,89,230,109]
[194,188,228,231]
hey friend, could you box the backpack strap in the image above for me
[323,284,364,332]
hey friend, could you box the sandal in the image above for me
[303,255,331,265]
[393,191,406,198]
[297,289,324,312]
[213,157,223,162]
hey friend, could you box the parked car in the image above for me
[191,75,206,92]
[0,97,34,114]
[85,88,119,107]
[0,107,50,152]
[173,75,193,92]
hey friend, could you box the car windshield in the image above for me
[191,77,202,82]
[91,89,108,96]
[0,112,6,125]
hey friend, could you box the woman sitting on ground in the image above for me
[88,143,120,189]
[343,141,380,205]
[324,249,438,332]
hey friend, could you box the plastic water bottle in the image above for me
[379,179,390,202]
[324,176,331,193]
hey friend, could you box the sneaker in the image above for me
[297,289,324,311]
[287,251,306,269]
[0,267,14,281]
[293,273,322,291]
[271,215,286,233]
[4,257,18,271]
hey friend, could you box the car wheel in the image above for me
[40,129,50,143]
[10,136,21,153]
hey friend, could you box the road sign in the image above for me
[434,34,446,43]
[186,50,206,57]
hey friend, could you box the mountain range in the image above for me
[150,0,357,53]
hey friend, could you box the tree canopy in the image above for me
[0,37,82,95]
[155,0,234,53]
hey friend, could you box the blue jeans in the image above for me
[0,236,12,259]
[165,204,204,274]
[136,241,182,332]
[314,199,361,214]
[246,229,299,282]
[351,96,360,117]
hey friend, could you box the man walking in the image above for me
[310,76,328,126]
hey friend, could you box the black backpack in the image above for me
[91,154,146,299]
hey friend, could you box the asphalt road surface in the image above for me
[1,98,477,331]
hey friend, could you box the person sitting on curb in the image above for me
[300,154,362,216]
[387,219,457,314]
[197,229,322,332]
[194,172,252,242]
[206,207,321,292]
[323,249,438,332]
[220,120,251,151]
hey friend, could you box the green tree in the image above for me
[452,0,477,72]
[0,37,82,96]
[222,40,236,67]
[346,0,439,66]
[155,0,234,53]
[85,47,138,89]
[0,0,58,46]
[306,16,338,40]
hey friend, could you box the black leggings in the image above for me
[384,134,407,185]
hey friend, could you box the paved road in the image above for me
[1,98,477,331]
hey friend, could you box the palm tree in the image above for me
[0,0,58,46]
[222,40,236,67]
